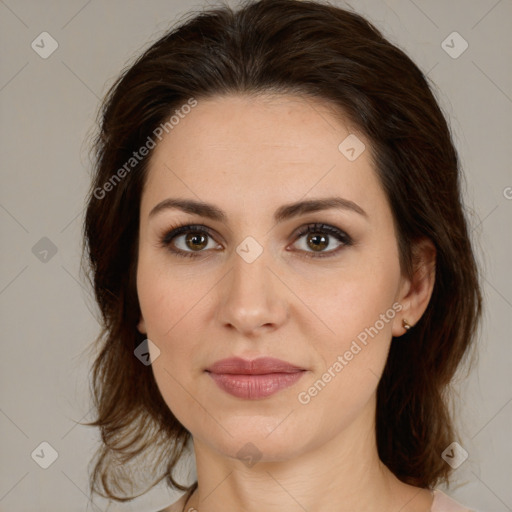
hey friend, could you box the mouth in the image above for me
[205,357,307,399]
[206,356,305,374]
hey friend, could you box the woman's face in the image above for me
[136,93,412,462]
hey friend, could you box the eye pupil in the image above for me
[186,232,208,250]
[307,233,328,251]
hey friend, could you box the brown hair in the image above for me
[82,0,482,501]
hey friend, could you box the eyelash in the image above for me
[158,222,353,259]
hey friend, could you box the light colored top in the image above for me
[160,488,474,512]
[431,489,474,512]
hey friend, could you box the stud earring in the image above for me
[402,319,412,331]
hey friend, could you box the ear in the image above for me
[392,238,436,337]
[137,315,146,335]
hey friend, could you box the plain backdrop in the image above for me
[0,0,511,511]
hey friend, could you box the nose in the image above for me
[216,250,289,336]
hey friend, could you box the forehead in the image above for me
[141,93,386,220]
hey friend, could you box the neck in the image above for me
[184,396,432,512]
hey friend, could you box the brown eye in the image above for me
[291,223,353,258]
[160,224,221,258]
[185,232,209,251]
[306,233,329,252]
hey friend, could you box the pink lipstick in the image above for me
[206,357,306,399]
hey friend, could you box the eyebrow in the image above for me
[148,196,367,223]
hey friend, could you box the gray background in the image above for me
[0,0,511,511]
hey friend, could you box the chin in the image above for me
[195,416,317,463]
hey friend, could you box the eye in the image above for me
[290,223,352,258]
[158,222,352,259]
[159,224,221,258]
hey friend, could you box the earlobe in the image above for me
[392,238,436,337]
[137,316,146,334]
[402,319,412,331]
[391,298,411,337]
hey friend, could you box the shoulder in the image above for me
[431,489,475,512]
[156,492,189,512]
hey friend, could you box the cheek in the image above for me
[136,249,207,338]
[136,255,207,373]
[298,255,401,348]
[293,252,402,411]
[136,263,202,425]
[295,277,399,433]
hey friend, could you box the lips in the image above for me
[206,357,304,375]
[205,357,306,399]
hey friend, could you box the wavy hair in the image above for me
[82,0,482,501]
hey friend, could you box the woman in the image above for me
[83,1,482,511]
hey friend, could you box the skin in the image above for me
[136,93,436,512]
